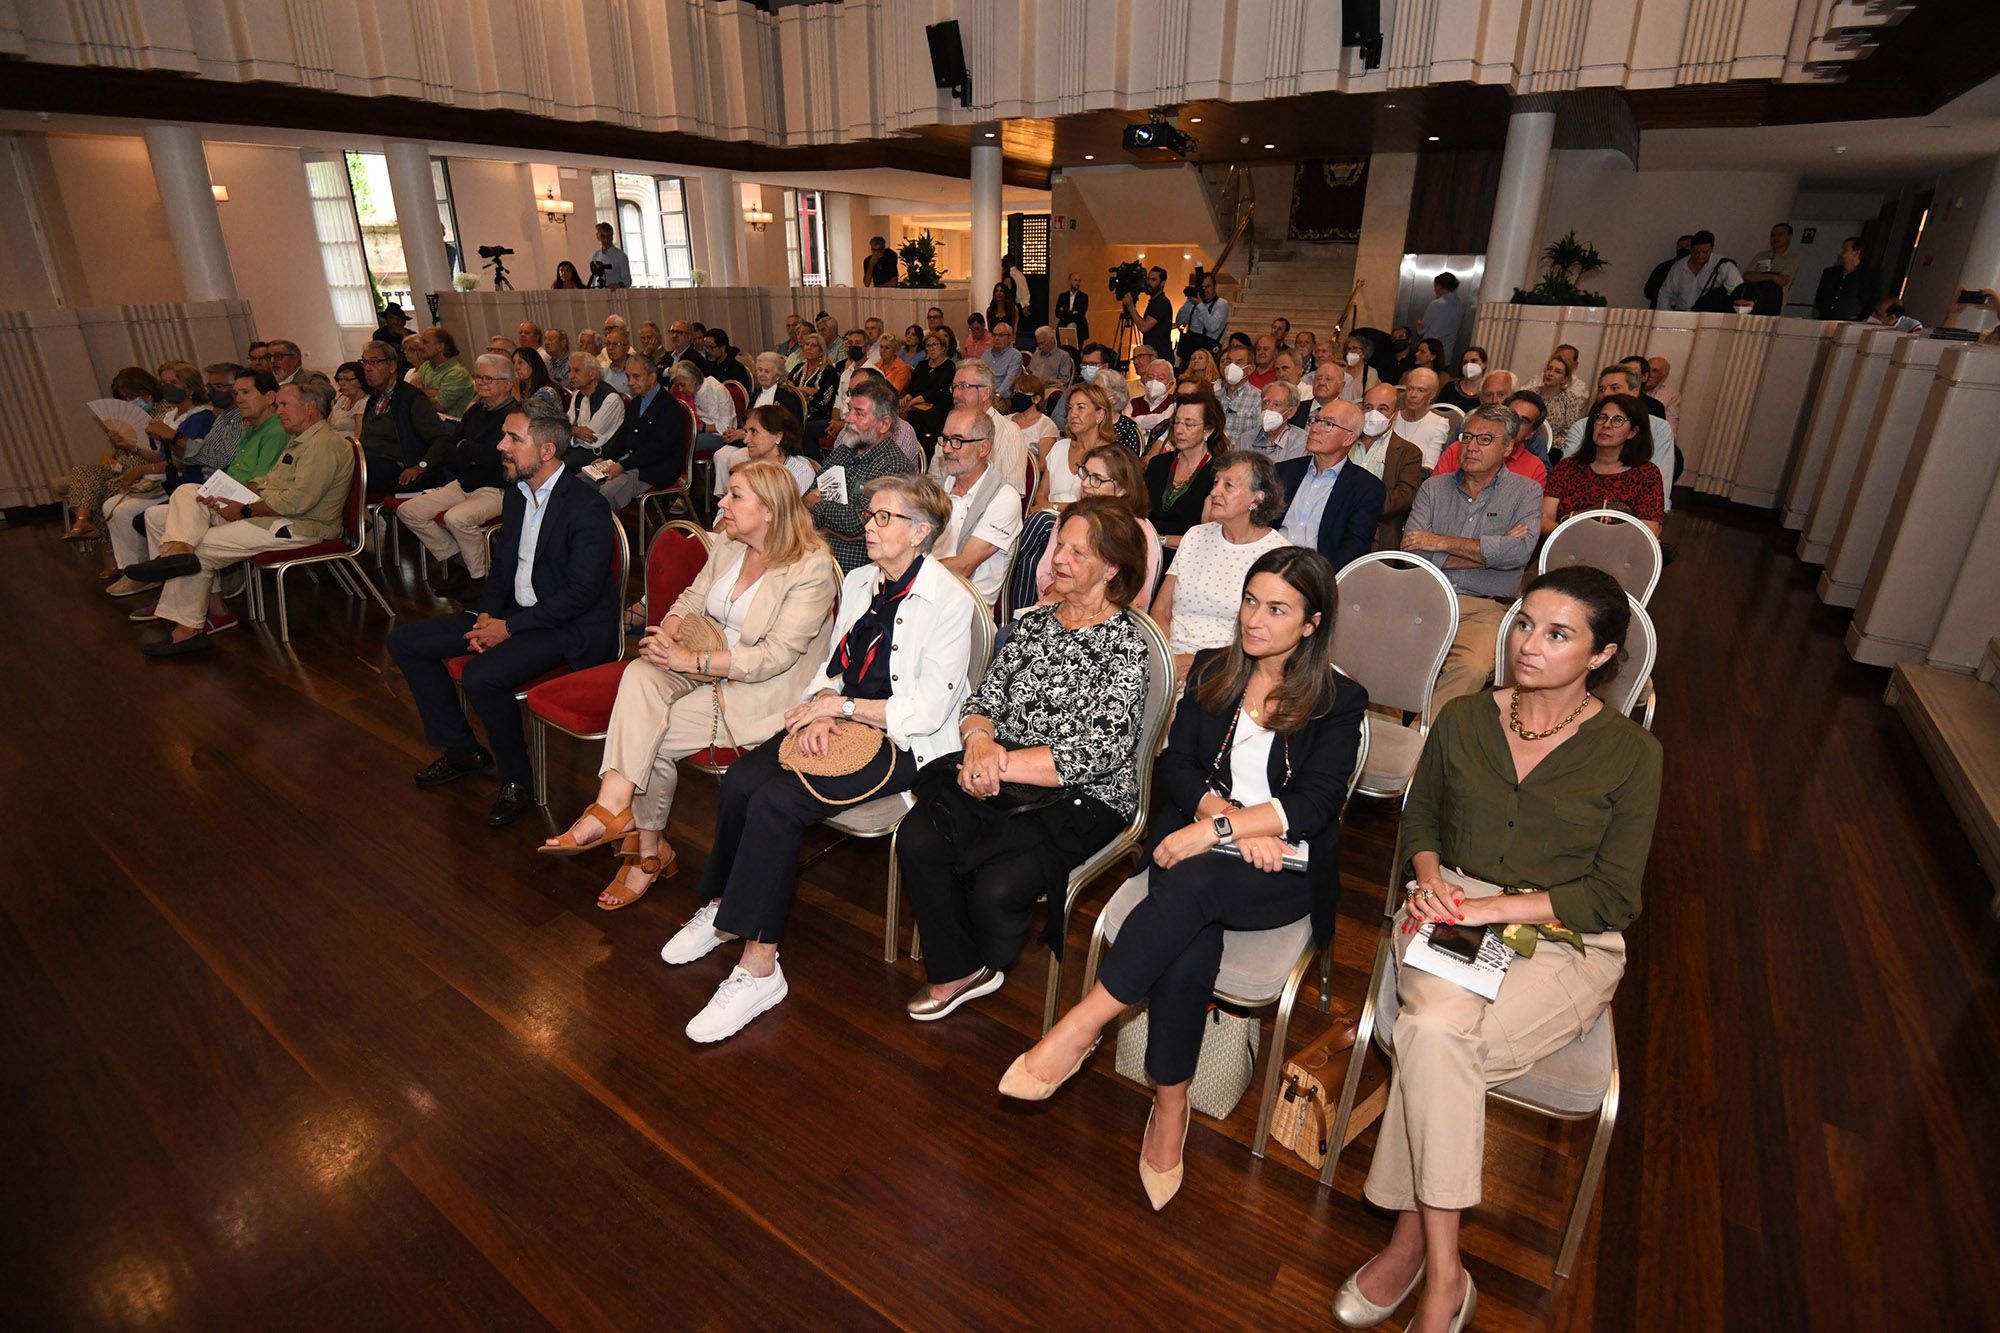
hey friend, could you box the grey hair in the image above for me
[1211,449,1288,529]
[519,397,572,453]
[667,361,703,390]
[956,359,996,391]
[1263,379,1298,410]
[567,352,599,376]
[283,374,334,418]
[756,351,785,374]
[1346,332,1374,358]
[474,351,515,380]
[1098,378,1131,412]
[864,473,954,553]
[267,339,302,359]
[362,340,399,364]
[952,409,996,445]
[1468,403,1521,441]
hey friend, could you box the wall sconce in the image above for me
[744,207,773,233]
[536,188,574,227]
[210,184,229,203]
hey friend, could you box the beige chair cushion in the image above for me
[822,791,913,837]
[1358,720,1424,796]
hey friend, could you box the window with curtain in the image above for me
[431,158,463,276]
[656,176,693,284]
[617,198,651,285]
[784,188,801,286]
[343,151,412,312]
[302,152,375,327]
[796,189,827,287]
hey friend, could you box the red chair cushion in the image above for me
[445,654,574,696]
[253,539,345,565]
[687,745,745,767]
[524,661,630,733]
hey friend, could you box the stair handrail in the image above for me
[1331,279,1366,342]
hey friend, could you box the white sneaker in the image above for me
[685,963,787,1043]
[660,900,729,965]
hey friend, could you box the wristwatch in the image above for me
[1211,814,1234,844]
[840,697,855,719]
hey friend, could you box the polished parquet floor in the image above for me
[2,497,1996,1331]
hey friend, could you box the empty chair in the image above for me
[1539,508,1664,606]
[1331,551,1459,801]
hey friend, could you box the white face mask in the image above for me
[1079,364,1100,382]
[1260,409,1286,434]
[1461,361,1482,380]
[1145,380,1171,400]
[1362,409,1391,437]
[1344,351,1361,366]
[1223,363,1246,385]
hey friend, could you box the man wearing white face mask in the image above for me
[1338,334,1383,403]
[1131,363,1178,436]
[1350,381,1426,550]
[1245,380,1308,464]
[1217,343,1263,445]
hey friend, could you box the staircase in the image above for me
[1226,246,1363,341]
[1887,638,2000,916]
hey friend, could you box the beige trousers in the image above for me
[1433,593,1508,712]
[598,659,731,831]
[155,520,313,629]
[396,482,504,574]
[1362,891,1625,1212]
[159,482,223,549]
[103,491,167,569]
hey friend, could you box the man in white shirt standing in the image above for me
[1391,368,1452,470]
[1657,229,1744,312]
[934,408,1022,604]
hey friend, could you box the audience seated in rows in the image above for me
[589,356,691,511]
[932,408,1023,603]
[395,353,520,599]
[1558,366,1678,505]
[1348,381,1425,552]
[359,339,448,495]
[563,353,626,465]
[390,400,620,827]
[1543,393,1666,536]
[810,379,917,573]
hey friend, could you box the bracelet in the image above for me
[962,723,996,741]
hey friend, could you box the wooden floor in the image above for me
[3,499,1996,1331]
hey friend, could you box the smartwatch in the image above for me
[840,697,856,719]
[1211,814,1234,844]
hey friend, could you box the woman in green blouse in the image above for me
[1334,565,1661,1333]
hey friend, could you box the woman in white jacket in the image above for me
[660,472,981,1043]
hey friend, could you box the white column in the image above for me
[1960,153,2000,294]
[142,124,236,302]
[971,140,1002,322]
[1482,97,1557,299]
[384,141,450,301]
[696,169,742,287]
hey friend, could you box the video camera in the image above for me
[478,243,514,291]
[589,258,610,277]
[478,245,514,261]
[1182,264,1210,299]
[1107,260,1148,301]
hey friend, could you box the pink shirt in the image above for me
[1033,512,1163,609]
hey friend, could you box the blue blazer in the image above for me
[477,468,621,668]
[601,389,692,487]
[1275,456,1386,573]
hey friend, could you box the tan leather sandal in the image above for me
[597,845,676,911]
[538,801,635,856]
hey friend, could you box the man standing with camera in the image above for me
[1120,264,1175,367]
[589,222,631,289]
[1175,269,1229,370]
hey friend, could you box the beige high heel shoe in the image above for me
[1138,1102,1191,1211]
[997,1038,1100,1100]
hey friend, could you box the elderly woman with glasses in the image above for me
[1150,449,1291,686]
[657,473,980,1044]
[1541,393,1663,536]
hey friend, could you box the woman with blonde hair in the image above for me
[542,459,842,911]
[1035,380,1121,510]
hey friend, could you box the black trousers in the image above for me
[898,791,1126,983]
[364,453,406,498]
[703,735,916,944]
[1097,852,1314,1085]
[387,611,572,785]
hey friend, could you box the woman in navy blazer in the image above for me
[997,546,1367,1209]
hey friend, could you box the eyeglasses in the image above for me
[949,381,983,392]
[473,374,511,385]
[1078,469,1113,489]
[360,357,392,366]
[860,508,916,528]
[1593,413,1631,428]
[1457,431,1506,447]
[1307,419,1355,433]
[937,434,984,450]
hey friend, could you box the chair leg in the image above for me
[882,827,902,963]
[530,714,549,809]
[1553,1056,1620,1279]
[1043,951,1064,1037]
[1253,947,1317,1160]
[1318,943,1333,1015]
[346,559,396,619]
[1321,932,1394,1189]
[274,568,292,642]
[243,566,262,622]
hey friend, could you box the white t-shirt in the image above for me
[1043,437,1084,504]
[1392,412,1452,470]
[1018,413,1059,458]
[1229,710,1308,860]
[703,548,766,648]
[1166,523,1290,656]
[943,478,1023,602]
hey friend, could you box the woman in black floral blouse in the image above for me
[899,498,1155,1021]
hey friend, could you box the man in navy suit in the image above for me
[388,399,621,827]
[590,354,691,510]
[1274,399,1385,574]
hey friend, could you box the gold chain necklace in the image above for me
[1508,689,1589,741]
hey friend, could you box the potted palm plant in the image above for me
[1513,230,1608,306]
[898,232,946,288]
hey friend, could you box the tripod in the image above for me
[485,255,512,291]
[1112,301,1140,369]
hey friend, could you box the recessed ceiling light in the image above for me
[1384,102,1397,109]
[1427,135,1440,142]
[983,131,996,139]
[1189,117,1203,124]
[1832,144,1847,154]
[1264,143,1275,149]
[1083,154,1094,160]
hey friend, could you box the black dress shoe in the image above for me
[430,562,468,597]
[125,552,200,582]
[486,782,535,827]
[413,748,494,786]
[456,577,486,604]
[140,631,213,658]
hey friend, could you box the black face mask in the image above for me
[847,345,866,362]
[209,387,234,409]
[161,384,189,405]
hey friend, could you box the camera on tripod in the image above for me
[589,258,610,279]
[1107,260,1148,300]
[478,244,514,290]
[478,244,514,261]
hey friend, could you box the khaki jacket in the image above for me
[253,420,353,541]
[668,535,842,745]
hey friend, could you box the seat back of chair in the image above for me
[1128,608,1177,827]
[1536,420,1553,461]
[1493,593,1656,721]
[725,381,749,422]
[673,396,698,490]
[606,513,632,660]
[1539,509,1663,606]
[1431,404,1465,436]
[950,567,998,688]
[1331,552,1459,724]
[645,521,712,627]
[342,439,369,554]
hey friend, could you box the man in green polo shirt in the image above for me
[415,326,475,418]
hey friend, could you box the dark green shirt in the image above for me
[1402,693,1661,934]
